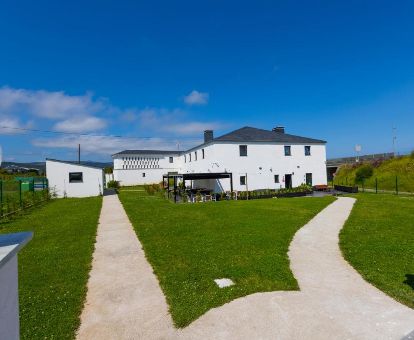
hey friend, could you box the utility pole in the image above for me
[78,144,81,164]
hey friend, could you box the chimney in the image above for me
[272,126,285,133]
[204,130,214,143]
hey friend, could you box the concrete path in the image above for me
[77,195,414,340]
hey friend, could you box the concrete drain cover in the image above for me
[214,278,234,288]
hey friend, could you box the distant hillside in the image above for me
[1,161,113,172]
[334,153,414,193]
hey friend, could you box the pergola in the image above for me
[162,172,233,203]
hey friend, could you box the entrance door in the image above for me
[306,173,313,186]
[285,174,292,189]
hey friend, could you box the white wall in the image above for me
[112,142,327,191]
[113,153,181,186]
[46,160,104,198]
[181,142,327,192]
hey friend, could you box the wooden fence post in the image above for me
[375,178,378,194]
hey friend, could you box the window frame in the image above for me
[240,175,246,185]
[239,145,248,157]
[284,145,291,156]
[304,145,311,156]
[274,174,279,183]
[169,156,174,163]
[69,172,83,183]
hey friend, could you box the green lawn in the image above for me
[340,193,414,309]
[119,189,334,327]
[0,197,102,340]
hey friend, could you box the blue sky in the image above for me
[0,0,413,162]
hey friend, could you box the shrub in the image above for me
[107,180,120,189]
[355,164,374,183]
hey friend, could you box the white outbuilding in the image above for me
[46,159,105,198]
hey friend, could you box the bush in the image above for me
[107,180,120,189]
[355,164,374,183]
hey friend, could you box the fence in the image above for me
[332,175,413,195]
[0,178,49,218]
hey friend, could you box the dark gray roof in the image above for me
[112,150,182,156]
[214,126,326,144]
[46,158,105,170]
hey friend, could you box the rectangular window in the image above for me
[305,145,311,156]
[69,172,83,183]
[306,173,312,186]
[189,153,191,162]
[142,173,146,177]
[240,175,246,185]
[284,145,291,156]
[274,175,279,183]
[184,155,186,163]
[169,156,173,163]
[195,151,197,161]
[239,145,247,157]
[202,148,205,159]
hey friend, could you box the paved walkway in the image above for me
[77,195,414,340]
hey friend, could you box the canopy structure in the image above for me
[162,172,233,203]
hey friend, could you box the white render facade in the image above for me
[46,159,105,198]
[112,126,327,191]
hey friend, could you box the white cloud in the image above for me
[184,90,209,105]
[0,86,106,119]
[32,135,190,156]
[0,116,33,135]
[162,122,225,135]
[53,116,107,133]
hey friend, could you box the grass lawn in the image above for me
[340,193,414,309]
[119,189,334,327]
[0,197,102,340]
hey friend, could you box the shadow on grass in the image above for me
[403,274,414,290]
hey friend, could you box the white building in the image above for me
[112,126,327,192]
[46,159,105,198]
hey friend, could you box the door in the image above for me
[285,174,292,189]
[306,173,313,186]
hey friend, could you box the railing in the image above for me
[0,178,50,218]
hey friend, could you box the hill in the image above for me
[334,153,414,193]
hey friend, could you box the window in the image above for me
[305,145,311,156]
[184,155,186,163]
[189,153,192,162]
[142,173,146,178]
[284,145,291,156]
[169,156,173,163]
[239,145,247,157]
[306,173,313,186]
[195,151,197,161]
[202,148,205,159]
[69,172,83,183]
[274,175,279,183]
[240,175,246,185]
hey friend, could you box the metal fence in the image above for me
[332,175,413,195]
[0,178,49,218]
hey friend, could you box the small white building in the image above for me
[112,126,327,192]
[46,159,104,198]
